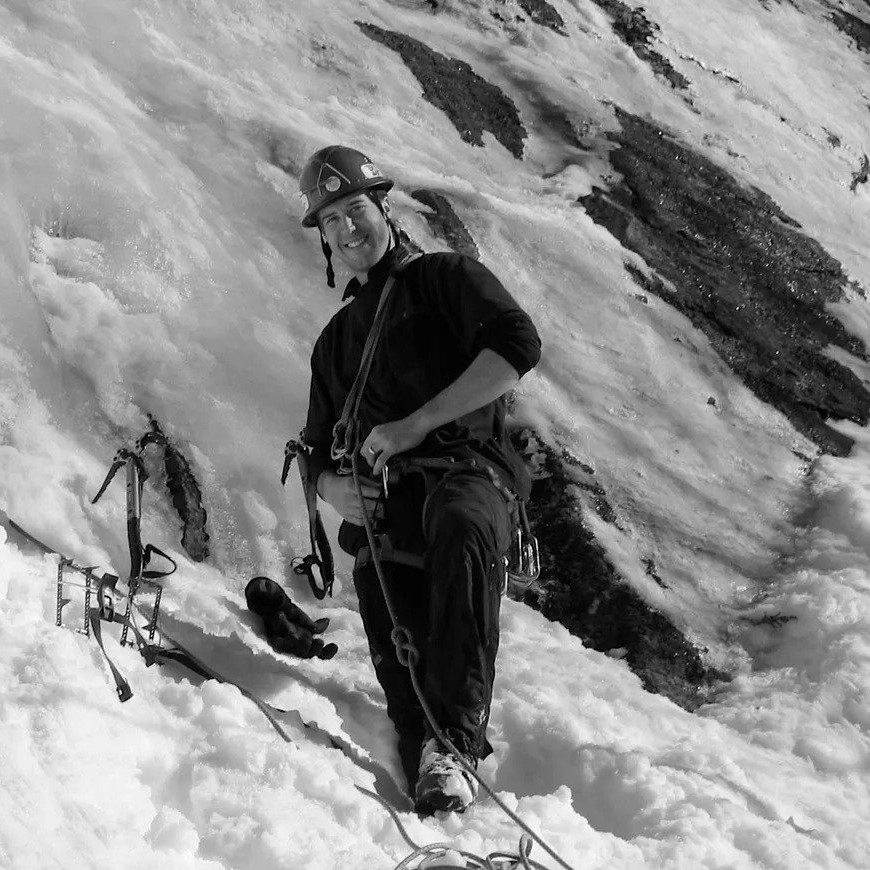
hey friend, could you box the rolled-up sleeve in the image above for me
[475,309,541,378]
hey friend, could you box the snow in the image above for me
[1,0,870,867]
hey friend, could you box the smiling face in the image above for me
[317,192,393,283]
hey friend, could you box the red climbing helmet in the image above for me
[299,145,394,227]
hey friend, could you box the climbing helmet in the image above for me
[299,145,394,228]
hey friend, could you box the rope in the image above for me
[356,785,549,869]
[350,451,576,870]
[330,252,422,468]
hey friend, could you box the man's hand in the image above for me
[317,470,382,525]
[361,416,429,477]
[360,350,519,477]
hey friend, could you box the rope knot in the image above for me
[391,625,420,668]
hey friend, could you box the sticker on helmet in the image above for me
[324,176,342,192]
[360,163,383,179]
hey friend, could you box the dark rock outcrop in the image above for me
[410,189,481,259]
[512,430,726,710]
[588,0,690,90]
[579,108,870,456]
[851,154,869,192]
[142,418,210,562]
[831,8,870,53]
[515,0,567,34]
[356,22,527,157]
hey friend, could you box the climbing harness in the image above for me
[378,454,541,598]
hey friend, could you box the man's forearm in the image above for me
[359,349,524,475]
[408,348,520,434]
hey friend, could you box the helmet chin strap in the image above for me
[371,192,398,248]
[374,194,417,253]
[319,232,336,288]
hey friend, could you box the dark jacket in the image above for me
[303,246,542,499]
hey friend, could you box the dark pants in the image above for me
[351,469,512,794]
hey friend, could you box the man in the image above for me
[298,145,541,814]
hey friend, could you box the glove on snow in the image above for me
[245,576,337,660]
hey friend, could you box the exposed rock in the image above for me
[831,8,870,52]
[142,418,210,562]
[356,22,527,157]
[588,0,691,90]
[162,440,210,561]
[579,108,870,456]
[558,445,620,525]
[745,612,797,627]
[410,189,481,259]
[642,557,669,589]
[512,430,724,710]
[824,128,842,148]
[515,0,567,34]
[850,154,869,192]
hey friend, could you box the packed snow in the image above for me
[1,0,869,867]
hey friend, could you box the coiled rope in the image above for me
[356,784,545,869]
[350,450,576,870]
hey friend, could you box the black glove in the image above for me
[245,576,337,660]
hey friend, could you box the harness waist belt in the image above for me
[355,536,425,572]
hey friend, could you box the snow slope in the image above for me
[1,0,869,867]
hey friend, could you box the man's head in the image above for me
[299,145,396,285]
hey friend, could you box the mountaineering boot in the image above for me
[414,738,479,814]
